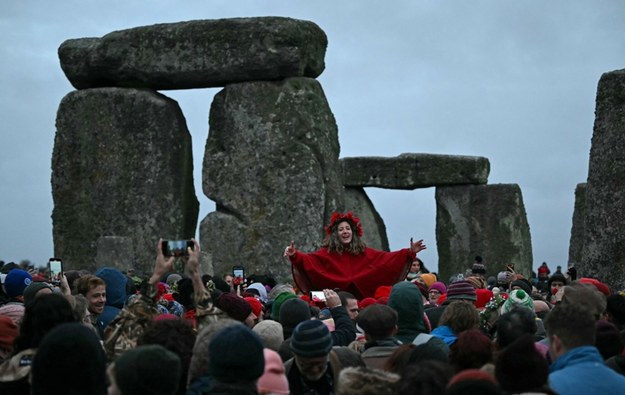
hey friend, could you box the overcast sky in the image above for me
[1,1,624,274]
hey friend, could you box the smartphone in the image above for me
[48,258,63,284]
[310,291,326,301]
[162,240,194,257]
[232,265,245,280]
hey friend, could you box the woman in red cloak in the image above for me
[284,212,426,300]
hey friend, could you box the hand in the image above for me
[185,239,201,276]
[284,241,296,258]
[58,272,71,296]
[410,238,427,254]
[324,289,341,308]
[150,239,175,285]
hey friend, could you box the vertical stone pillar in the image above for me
[436,184,533,282]
[582,70,625,290]
[52,88,199,273]
[201,77,344,280]
[567,183,586,268]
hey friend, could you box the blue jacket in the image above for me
[430,325,457,346]
[549,346,625,395]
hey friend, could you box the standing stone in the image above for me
[52,88,199,273]
[58,17,327,90]
[436,184,533,282]
[95,236,135,272]
[568,183,586,268]
[344,187,389,251]
[582,69,625,290]
[201,77,343,281]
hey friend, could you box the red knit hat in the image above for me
[0,315,19,351]
[475,288,494,310]
[245,297,263,318]
[374,285,392,299]
[358,297,377,310]
[578,277,611,296]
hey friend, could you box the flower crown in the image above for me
[324,212,363,237]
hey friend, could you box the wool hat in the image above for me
[279,297,312,333]
[420,273,437,288]
[548,272,567,288]
[428,282,447,295]
[290,319,333,358]
[3,269,32,298]
[115,344,181,395]
[0,303,25,325]
[209,325,265,382]
[257,348,290,395]
[579,277,611,296]
[32,323,107,395]
[466,275,486,290]
[336,366,400,395]
[244,296,263,318]
[215,292,252,322]
[501,289,534,314]
[247,282,268,303]
[497,271,512,284]
[271,292,297,320]
[358,297,377,310]
[509,279,532,295]
[447,369,502,395]
[472,262,487,275]
[253,320,284,352]
[446,280,477,302]
[475,288,494,309]
[374,285,392,299]
[0,315,19,351]
[23,281,53,307]
[165,273,182,287]
[495,334,548,393]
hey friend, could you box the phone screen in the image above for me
[232,266,244,279]
[310,291,326,301]
[162,240,193,257]
[48,259,63,283]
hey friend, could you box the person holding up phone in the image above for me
[284,212,426,300]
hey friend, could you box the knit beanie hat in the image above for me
[209,325,265,382]
[501,289,534,314]
[247,282,268,303]
[32,322,107,395]
[472,261,487,275]
[497,271,512,285]
[279,298,311,333]
[23,281,53,307]
[336,366,400,395]
[475,288,494,309]
[290,319,333,358]
[358,297,377,310]
[548,272,567,288]
[428,282,447,295]
[215,292,252,322]
[466,275,486,290]
[495,334,548,393]
[3,269,32,298]
[510,278,532,295]
[165,273,182,288]
[374,285,392,299]
[271,292,297,320]
[257,348,290,395]
[447,369,502,395]
[115,344,181,395]
[420,273,436,288]
[244,297,263,318]
[0,315,19,351]
[0,303,25,325]
[446,280,477,302]
[253,320,284,352]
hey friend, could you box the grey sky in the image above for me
[1,1,624,274]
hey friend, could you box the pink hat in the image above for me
[0,303,25,326]
[0,315,19,350]
[257,348,289,395]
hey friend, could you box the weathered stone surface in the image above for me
[58,17,327,90]
[341,154,490,189]
[344,187,389,251]
[435,184,533,282]
[581,69,625,290]
[568,183,586,267]
[95,236,135,272]
[52,88,199,273]
[201,77,343,281]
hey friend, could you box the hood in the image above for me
[95,267,128,308]
[387,281,427,343]
[549,346,604,373]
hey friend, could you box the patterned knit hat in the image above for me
[3,269,32,298]
[290,319,333,358]
[446,280,477,302]
[466,275,486,290]
[501,289,534,314]
[497,271,512,285]
[209,325,265,382]
[472,261,487,275]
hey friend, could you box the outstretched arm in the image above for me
[410,238,427,254]
[284,241,296,258]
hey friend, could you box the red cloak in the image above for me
[289,247,415,300]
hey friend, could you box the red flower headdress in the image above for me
[324,212,363,237]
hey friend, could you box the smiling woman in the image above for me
[284,212,426,300]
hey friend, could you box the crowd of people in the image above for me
[0,213,624,394]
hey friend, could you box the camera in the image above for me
[310,290,326,301]
[162,240,194,257]
[48,258,63,284]
[232,265,245,279]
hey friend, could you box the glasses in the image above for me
[429,290,441,295]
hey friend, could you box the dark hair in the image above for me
[449,329,493,372]
[322,219,366,254]
[544,303,595,349]
[139,318,197,395]
[414,258,430,274]
[384,344,416,374]
[439,302,479,334]
[13,293,75,353]
[173,278,195,308]
[606,294,625,330]
[357,304,397,340]
[396,360,453,395]
[495,307,538,349]
[338,291,357,307]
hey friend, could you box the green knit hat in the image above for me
[115,345,181,395]
[271,292,297,320]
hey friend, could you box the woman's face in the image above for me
[410,260,421,273]
[337,221,353,245]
